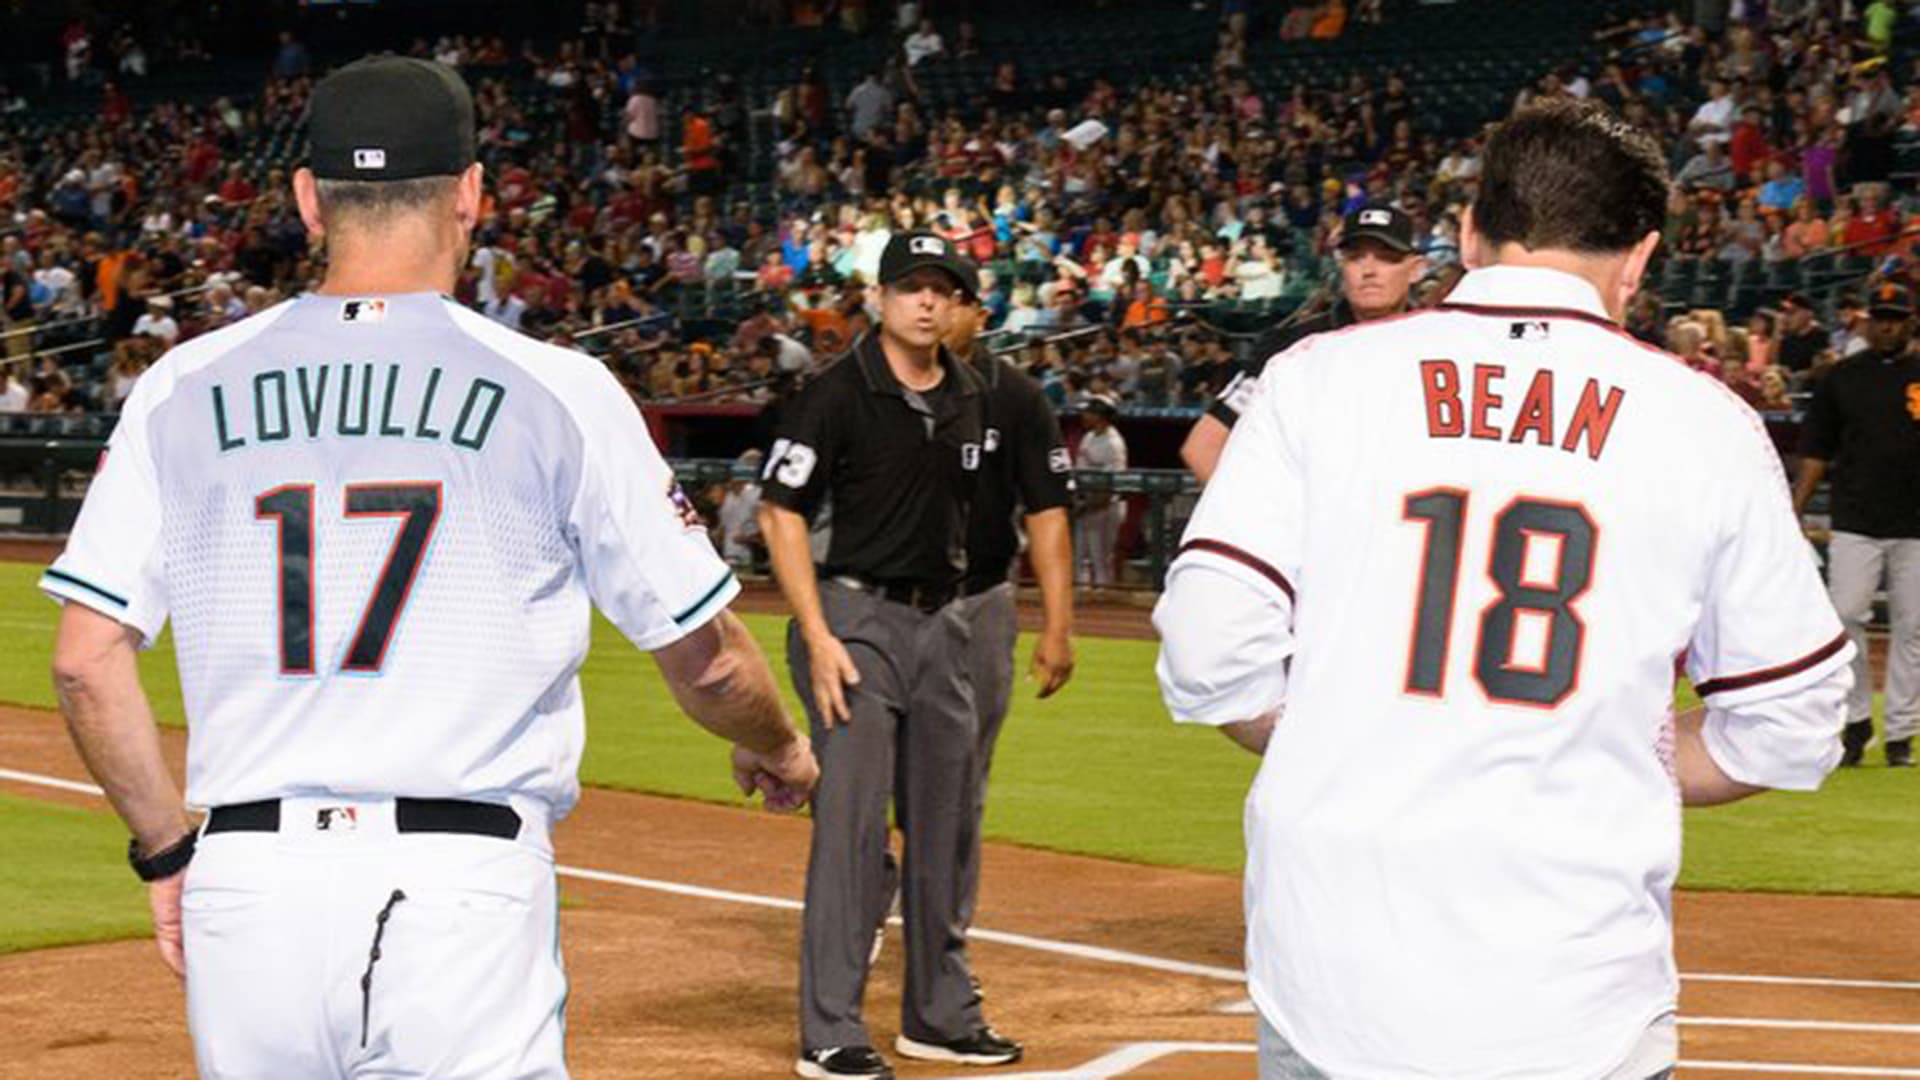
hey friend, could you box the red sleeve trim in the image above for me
[1694,632,1850,697]
[1178,539,1295,601]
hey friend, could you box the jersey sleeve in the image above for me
[1204,367,1260,428]
[759,376,838,521]
[1685,420,1853,788]
[567,368,739,651]
[1011,374,1074,514]
[1155,360,1304,726]
[40,378,168,646]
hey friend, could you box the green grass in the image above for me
[2,560,1914,931]
[0,793,151,953]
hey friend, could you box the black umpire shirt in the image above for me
[1799,347,1920,538]
[761,330,987,586]
[964,351,1075,593]
[1206,297,1361,427]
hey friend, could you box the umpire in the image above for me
[942,257,1076,951]
[1179,203,1425,482]
[760,231,1019,1080]
[1794,281,1920,768]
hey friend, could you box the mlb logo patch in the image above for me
[353,148,387,170]
[1359,209,1392,227]
[316,807,359,832]
[1509,321,1550,341]
[910,235,947,256]
[341,299,388,323]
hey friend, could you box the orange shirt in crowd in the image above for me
[683,115,718,173]
[95,250,127,312]
[1782,217,1829,257]
[1310,1,1348,39]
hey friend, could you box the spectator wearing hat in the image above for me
[1181,203,1424,482]
[1776,293,1829,376]
[130,294,179,347]
[1794,281,1920,767]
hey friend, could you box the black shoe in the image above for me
[1888,738,1913,768]
[1840,720,1873,767]
[895,1027,1023,1066]
[795,1046,894,1079]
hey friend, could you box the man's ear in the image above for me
[292,168,324,241]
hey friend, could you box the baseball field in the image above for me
[2,542,1916,1079]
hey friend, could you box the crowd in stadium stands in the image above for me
[0,0,1914,419]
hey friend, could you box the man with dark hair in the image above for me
[1157,97,1850,1080]
[760,231,1018,1080]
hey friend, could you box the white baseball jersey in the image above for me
[1155,266,1851,1079]
[42,292,737,817]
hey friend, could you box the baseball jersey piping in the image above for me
[1178,538,1294,600]
[1693,631,1850,697]
[40,567,128,608]
[671,573,734,625]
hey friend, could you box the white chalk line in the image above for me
[8,760,1920,1076]
[4,765,1916,993]
[918,1043,1920,1080]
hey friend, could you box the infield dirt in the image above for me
[2,705,1917,1080]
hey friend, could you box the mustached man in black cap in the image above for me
[1181,203,1427,482]
[45,54,817,1080]
[760,232,1022,1079]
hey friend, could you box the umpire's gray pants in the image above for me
[956,581,1018,931]
[1828,532,1920,740]
[792,580,984,1050]
[1255,1013,1675,1080]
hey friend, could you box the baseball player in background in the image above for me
[1792,281,1920,768]
[940,256,1076,949]
[42,57,816,1080]
[1072,397,1127,588]
[1179,204,1425,483]
[1156,98,1852,1080]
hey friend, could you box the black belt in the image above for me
[836,575,993,613]
[205,798,522,840]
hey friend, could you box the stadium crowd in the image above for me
[0,0,1916,419]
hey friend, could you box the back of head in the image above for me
[1471,98,1668,255]
[305,55,477,233]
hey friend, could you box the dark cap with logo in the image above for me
[879,230,975,292]
[308,56,476,181]
[1868,281,1914,317]
[1338,203,1416,254]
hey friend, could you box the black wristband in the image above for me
[129,830,196,882]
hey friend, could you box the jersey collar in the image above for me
[1437,265,1615,326]
[853,329,984,398]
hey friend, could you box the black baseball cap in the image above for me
[878,230,973,292]
[308,56,476,181]
[1868,281,1914,317]
[1338,203,1416,254]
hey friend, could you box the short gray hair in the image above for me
[314,175,459,225]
